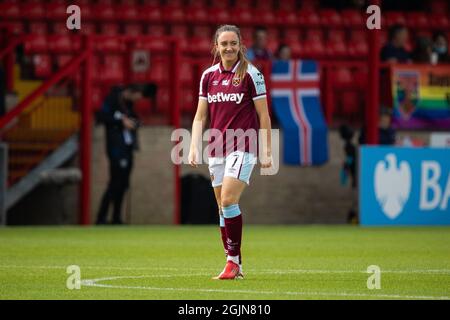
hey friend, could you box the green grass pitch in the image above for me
[0,225,449,300]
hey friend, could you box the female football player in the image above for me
[188,25,272,279]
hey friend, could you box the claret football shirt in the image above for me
[199,60,267,157]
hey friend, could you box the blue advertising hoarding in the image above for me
[359,146,450,225]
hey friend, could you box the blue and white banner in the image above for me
[359,146,450,225]
[271,60,328,166]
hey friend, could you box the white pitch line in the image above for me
[1,265,450,275]
[80,275,450,300]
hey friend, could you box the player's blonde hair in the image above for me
[212,24,250,82]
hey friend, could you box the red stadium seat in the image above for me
[348,39,368,58]
[276,9,299,27]
[186,0,207,8]
[341,9,364,28]
[51,22,71,34]
[235,0,253,9]
[135,37,168,52]
[47,35,73,53]
[32,54,52,78]
[95,37,124,53]
[28,22,48,35]
[179,63,194,84]
[45,2,67,20]
[124,24,143,35]
[208,7,230,25]
[339,91,361,116]
[240,27,253,44]
[210,1,230,9]
[384,12,406,27]
[302,39,325,59]
[78,23,97,35]
[163,5,185,24]
[298,10,321,27]
[327,39,348,58]
[21,1,45,20]
[334,68,352,87]
[91,86,104,112]
[189,36,213,56]
[149,58,170,83]
[353,68,368,89]
[284,29,301,42]
[406,12,429,29]
[287,41,303,58]
[430,0,449,14]
[320,9,343,27]
[0,1,20,20]
[156,86,170,113]
[56,55,73,69]
[300,0,319,11]
[279,0,297,11]
[255,0,274,10]
[180,88,195,113]
[350,30,367,42]
[429,13,449,29]
[25,34,48,53]
[192,25,212,39]
[267,39,278,54]
[9,22,25,35]
[305,29,324,42]
[101,55,125,82]
[232,8,254,26]
[100,23,120,35]
[92,4,115,21]
[166,0,183,7]
[139,5,163,23]
[169,25,189,37]
[116,4,139,22]
[254,9,277,27]
[147,25,166,36]
[328,30,346,42]
[186,6,209,25]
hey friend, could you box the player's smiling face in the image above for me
[217,31,240,66]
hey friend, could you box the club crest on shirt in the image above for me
[232,77,241,87]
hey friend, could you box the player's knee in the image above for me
[220,194,237,208]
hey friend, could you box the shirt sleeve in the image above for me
[199,70,209,100]
[247,65,267,101]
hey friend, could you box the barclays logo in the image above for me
[374,154,412,219]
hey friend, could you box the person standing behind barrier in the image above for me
[96,84,150,225]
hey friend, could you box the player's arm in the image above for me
[254,97,272,168]
[188,98,208,167]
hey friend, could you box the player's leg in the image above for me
[215,152,256,279]
[208,157,228,257]
[212,186,228,257]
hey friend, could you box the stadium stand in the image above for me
[1,0,449,120]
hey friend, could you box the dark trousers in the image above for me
[96,153,133,224]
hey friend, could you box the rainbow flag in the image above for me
[391,65,450,129]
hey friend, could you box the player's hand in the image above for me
[188,148,199,168]
[260,153,273,168]
[122,116,136,130]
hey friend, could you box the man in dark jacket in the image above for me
[96,84,151,225]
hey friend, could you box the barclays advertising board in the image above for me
[359,146,450,225]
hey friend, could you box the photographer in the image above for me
[95,84,150,225]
